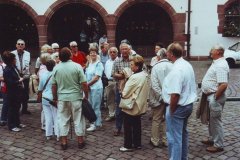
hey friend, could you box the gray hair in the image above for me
[40,53,52,64]
[158,48,167,59]
[16,39,25,44]
[108,47,118,55]
[119,43,131,49]
[41,44,52,53]
[211,44,225,55]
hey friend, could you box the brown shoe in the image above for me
[201,139,214,146]
[206,146,224,153]
[77,136,85,149]
[60,136,68,150]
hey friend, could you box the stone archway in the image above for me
[43,0,108,52]
[0,0,39,54]
[106,0,186,53]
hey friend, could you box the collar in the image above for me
[213,57,225,63]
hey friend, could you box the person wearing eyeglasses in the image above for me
[104,47,118,122]
[70,41,87,69]
[11,39,31,115]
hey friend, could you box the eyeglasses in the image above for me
[71,46,78,48]
[110,51,116,53]
[17,43,25,46]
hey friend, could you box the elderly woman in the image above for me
[2,51,25,132]
[119,55,149,152]
[38,60,59,141]
[85,46,104,132]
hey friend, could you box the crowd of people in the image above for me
[0,37,229,159]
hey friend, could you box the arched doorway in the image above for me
[0,4,39,54]
[116,3,173,57]
[47,3,106,53]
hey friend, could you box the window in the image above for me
[223,1,240,37]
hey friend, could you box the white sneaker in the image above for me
[86,124,96,132]
[11,127,21,132]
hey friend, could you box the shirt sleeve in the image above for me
[122,75,139,98]
[78,65,87,83]
[151,67,162,99]
[166,71,183,95]
[51,67,57,85]
[216,66,229,83]
[38,74,45,91]
[95,62,104,77]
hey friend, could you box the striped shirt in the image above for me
[201,57,229,94]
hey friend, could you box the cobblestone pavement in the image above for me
[0,61,239,160]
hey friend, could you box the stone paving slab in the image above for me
[0,101,240,160]
[0,61,240,160]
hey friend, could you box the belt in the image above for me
[204,92,216,96]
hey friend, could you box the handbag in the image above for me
[101,72,108,87]
[37,75,52,103]
[82,99,97,123]
[119,97,136,110]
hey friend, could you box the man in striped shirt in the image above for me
[201,44,229,153]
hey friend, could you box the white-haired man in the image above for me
[12,39,31,115]
[104,47,118,122]
[149,48,173,148]
[201,44,229,153]
[70,41,87,69]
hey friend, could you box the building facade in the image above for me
[0,0,239,59]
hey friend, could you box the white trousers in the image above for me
[57,100,86,136]
[42,99,59,137]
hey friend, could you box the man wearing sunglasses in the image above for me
[70,41,87,69]
[11,39,31,115]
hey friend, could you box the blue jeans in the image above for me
[166,104,193,160]
[1,93,8,122]
[115,87,123,131]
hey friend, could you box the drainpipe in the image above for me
[186,0,191,59]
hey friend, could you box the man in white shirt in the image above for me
[104,47,118,122]
[162,42,197,160]
[149,48,173,148]
[201,44,229,153]
[12,39,31,114]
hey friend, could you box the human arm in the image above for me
[169,93,180,115]
[215,83,228,100]
[81,82,88,99]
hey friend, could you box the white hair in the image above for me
[211,44,225,55]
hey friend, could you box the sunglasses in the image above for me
[71,46,78,48]
[17,43,25,46]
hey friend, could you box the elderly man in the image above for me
[70,41,87,69]
[52,47,88,150]
[149,48,173,148]
[104,47,118,122]
[11,39,31,115]
[99,42,109,68]
[112,42,134,136]
[201,44,229,153]
[162,42,197,160]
